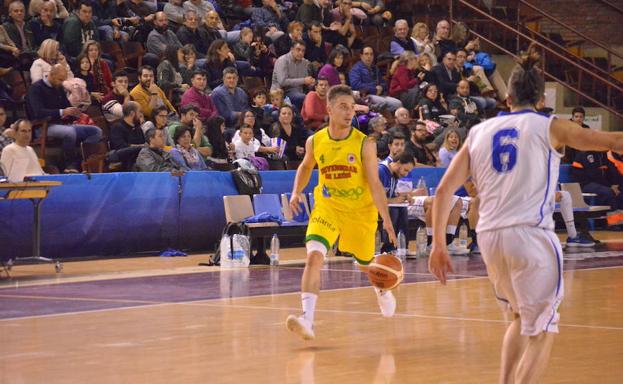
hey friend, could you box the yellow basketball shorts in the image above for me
[305,203,378,265]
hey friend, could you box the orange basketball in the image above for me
[367,253,404,290]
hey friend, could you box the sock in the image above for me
[559,191,577,238]
[301,292,317,324]
[426,227,433,245]
[445,234,454,245]
[374,286,388,297]
[446,225,457,235]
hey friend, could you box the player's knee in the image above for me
[305,251,325,269]
[424,197,433,210]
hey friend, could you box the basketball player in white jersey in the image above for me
[428,45,623,383]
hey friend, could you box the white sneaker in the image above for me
[447,243,470,256]
[375,288,396,318]
[286,315,315,340]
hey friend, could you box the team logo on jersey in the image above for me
[347,153,356,163]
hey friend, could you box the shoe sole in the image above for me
[286,315,315,340]
[565,243,595,248]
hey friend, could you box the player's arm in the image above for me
[429,144,471,284]
[290,135,317,214]
[550,118,623,153]
[362,138,397,246]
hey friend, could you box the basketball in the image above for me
[367,254,404,290]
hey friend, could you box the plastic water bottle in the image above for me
[270,234,280,266]
[459,224,469,249]
[416,227,427,258]
[396,231,407,262]
[416,176,428,195]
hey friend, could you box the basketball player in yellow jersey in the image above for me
[286,85,398,340]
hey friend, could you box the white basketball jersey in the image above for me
[467,110,562,233]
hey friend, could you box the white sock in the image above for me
[446,225,457,235]
[426,227,433,236]
[559,191,577,238]
[301,292,317,323]
[374,286,388,297]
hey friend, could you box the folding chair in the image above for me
[223,195,278,228]
[253,194,306,226]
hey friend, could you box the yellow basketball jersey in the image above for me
[313,127,374,212]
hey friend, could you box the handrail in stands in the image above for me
[459,26,623,121]
[595,0,623,15]
[450,0,623,120]
[519,0,623,62]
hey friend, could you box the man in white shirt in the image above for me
[0,119,45,181]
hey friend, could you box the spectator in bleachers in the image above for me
[26,64,102,172]
[164,0,185,25]
[455,48,495,98]
[352,0,387,27]
[183,0,215,20]
[417,83,447,121]
[0,105,15,156]
[233,27,254,61]
[0,26,19,71]
[80,40,112,97]
[203,10,240,45]
[304,21,328,73]
[108,101,145,170]
[389,106,411,139]
[28,0,69,19]
[318,47,345,86]
[30,39,73,83]
[431,50,459,98]
[390,19,416,56]
[101,70,130,122]
[204,39,237,90]
[0,119,45,180]
[169,125,208,170]
[91,0,130,43]
[451,79,495,117]
[572,147,623,211]
[205,115,233,168]
[386,132,406,162]
[464,37,508,102]
[179,44,199,84]
[74,53,101,104]
[140,105,174,146]
[367,115,388,159]
[249,88,271,130]
[432,19,456,62]
[180,70,218,122]
[271,40,314,111]
[271,104,306,161]
[437,128,461,167]
[62,0,98,58]
[29,0,64,48]
[329,0,358,49]
[274,20,304,58]
[135,127,183,172]
[3,1,34,55]
[176,10,211,56]
[296,0,322,29]
[562,106,589,164]
[211,67,248,134]
[252,0,288,40]
[389,51,421,112]
[157,45,190,104]
[232,124,269,170]
[415,52,434,84]
[405,120,435,166]
[167,103,212,157]
[349,46,402,112]
[146,11,182,59]
[411,22,436,65]
[301,77,329,131]
[233,109,273,147]
[130,65,177,119]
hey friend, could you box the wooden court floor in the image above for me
[1,234,622,383]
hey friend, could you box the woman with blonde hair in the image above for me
[438,128,461,167]
[30,38,73,82]
[411,22,436,64]
[389,51,422,111]
[415,52,434,84]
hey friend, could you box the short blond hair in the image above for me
[411,22,429,39]
[37,39,60,63]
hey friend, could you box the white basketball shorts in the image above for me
[479,226,564,336]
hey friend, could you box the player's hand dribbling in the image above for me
[429,245,454,285]
[383,220,398,247]
[289,193,304,215]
